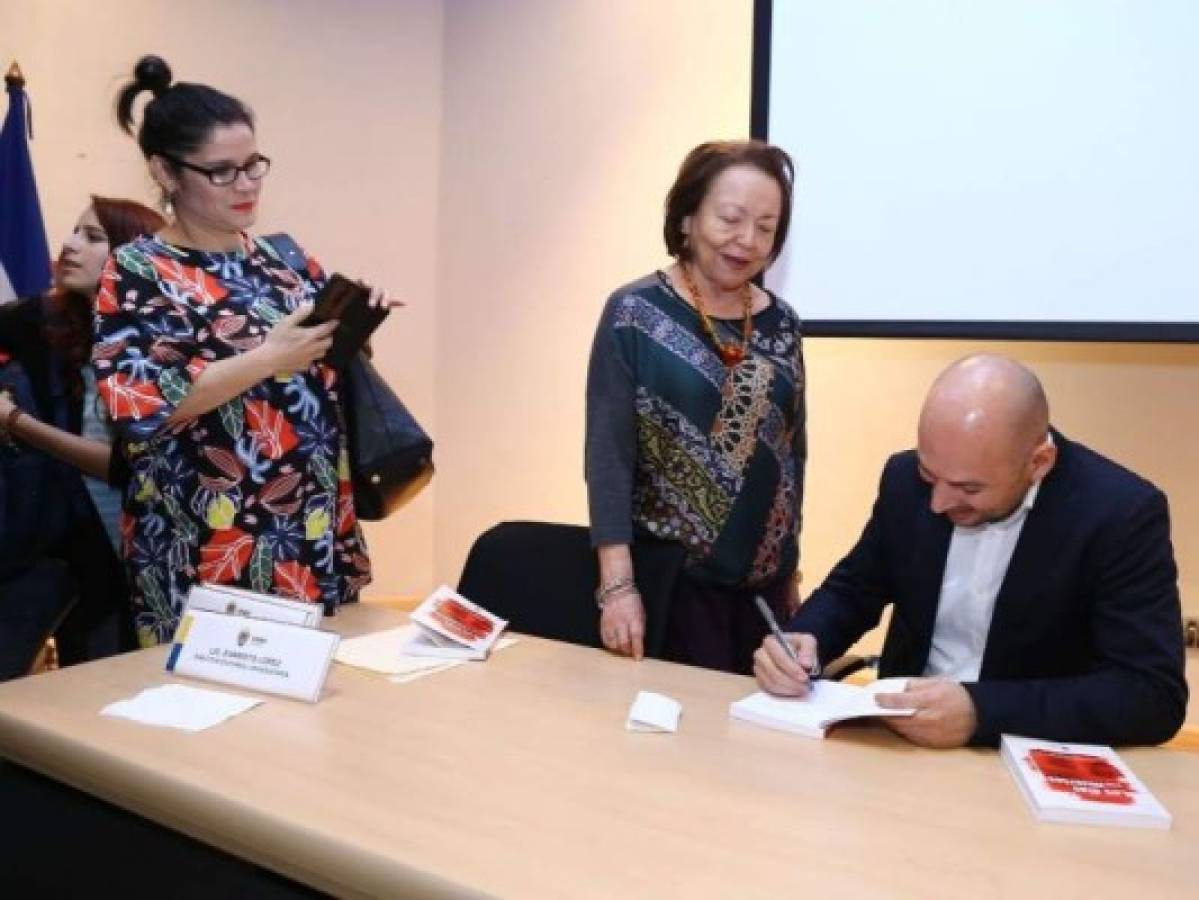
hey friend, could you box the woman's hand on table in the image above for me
[601,590,647,661]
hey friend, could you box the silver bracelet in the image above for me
[595,576,636,609]
[596,585,639,610]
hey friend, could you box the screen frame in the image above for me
[750,0,1199,343]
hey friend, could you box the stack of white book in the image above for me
[335,586,512,683]
[400,585,509,660]
[1000,734,1172,829]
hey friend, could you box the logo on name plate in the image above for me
[237,629,251,647]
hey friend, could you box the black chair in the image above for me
[457,521,875,678]
[457,521,684,656]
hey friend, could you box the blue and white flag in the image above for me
[0,63,51,304]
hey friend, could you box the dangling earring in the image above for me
[157,182,175,220]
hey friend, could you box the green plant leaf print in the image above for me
[218,396,244,440]
[114,245,158,282]
[158,367,189,406]
[249,536,274,592]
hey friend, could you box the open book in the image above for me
[1000,735,1172,829]
[402,585,508,660]
[729,677,915,738]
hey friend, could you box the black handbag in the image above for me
[262,233,434,520]
[342,352,434,520]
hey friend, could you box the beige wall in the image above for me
[433,0,1196,631]
[434,0,754,581]
[5,2,1196,625]
[1,0,442,598]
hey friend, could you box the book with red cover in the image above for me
[403,585,508,660]
[1001,734,1172,829]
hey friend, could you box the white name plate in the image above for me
[184,583,323,629]
[167,609,339,703]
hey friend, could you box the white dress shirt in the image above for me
[923,481,1041,681]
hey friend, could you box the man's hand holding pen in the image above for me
[753,631,821,698]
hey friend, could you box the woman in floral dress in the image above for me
[95,55,389,644]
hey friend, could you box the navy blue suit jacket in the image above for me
[787,431,1187,746]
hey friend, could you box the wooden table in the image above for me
[0,604,1195,899]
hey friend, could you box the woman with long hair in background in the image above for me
[0,196,163,677]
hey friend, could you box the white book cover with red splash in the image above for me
[1001,734,1171,829]
[405,585,508,660]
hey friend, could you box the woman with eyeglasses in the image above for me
[585,140,805,676]
[0,196,163,676]
[95,55,387,645]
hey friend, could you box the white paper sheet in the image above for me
[336,626,518,681]
[101,684,262,732]
[626,690,682,733]
[387,637,520,683]
[389,660,465,683]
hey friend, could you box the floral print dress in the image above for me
[93,233,371,646]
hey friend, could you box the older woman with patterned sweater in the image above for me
[586,140,805,675]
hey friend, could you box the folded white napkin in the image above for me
[626,690,682,733]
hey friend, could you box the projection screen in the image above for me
[752,0,1199,341]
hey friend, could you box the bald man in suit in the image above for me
[756,354,1187,748]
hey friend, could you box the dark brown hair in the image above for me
[44,196,165,384]
[116,55,254,161]
[663,140,795,262]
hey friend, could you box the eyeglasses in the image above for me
[161,152,271,187]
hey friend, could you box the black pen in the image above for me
[753,594,820,679]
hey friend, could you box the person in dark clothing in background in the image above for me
[0,195,163,678]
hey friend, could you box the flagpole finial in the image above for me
[5,62,25,89]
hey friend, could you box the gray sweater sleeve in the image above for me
[585,293,637,548]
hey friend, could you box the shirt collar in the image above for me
[1013,479,1040,518]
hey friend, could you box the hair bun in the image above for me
[133,55,172,98]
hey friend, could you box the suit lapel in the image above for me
[906,498,953,672]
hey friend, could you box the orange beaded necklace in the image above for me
[680,265,753,367]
